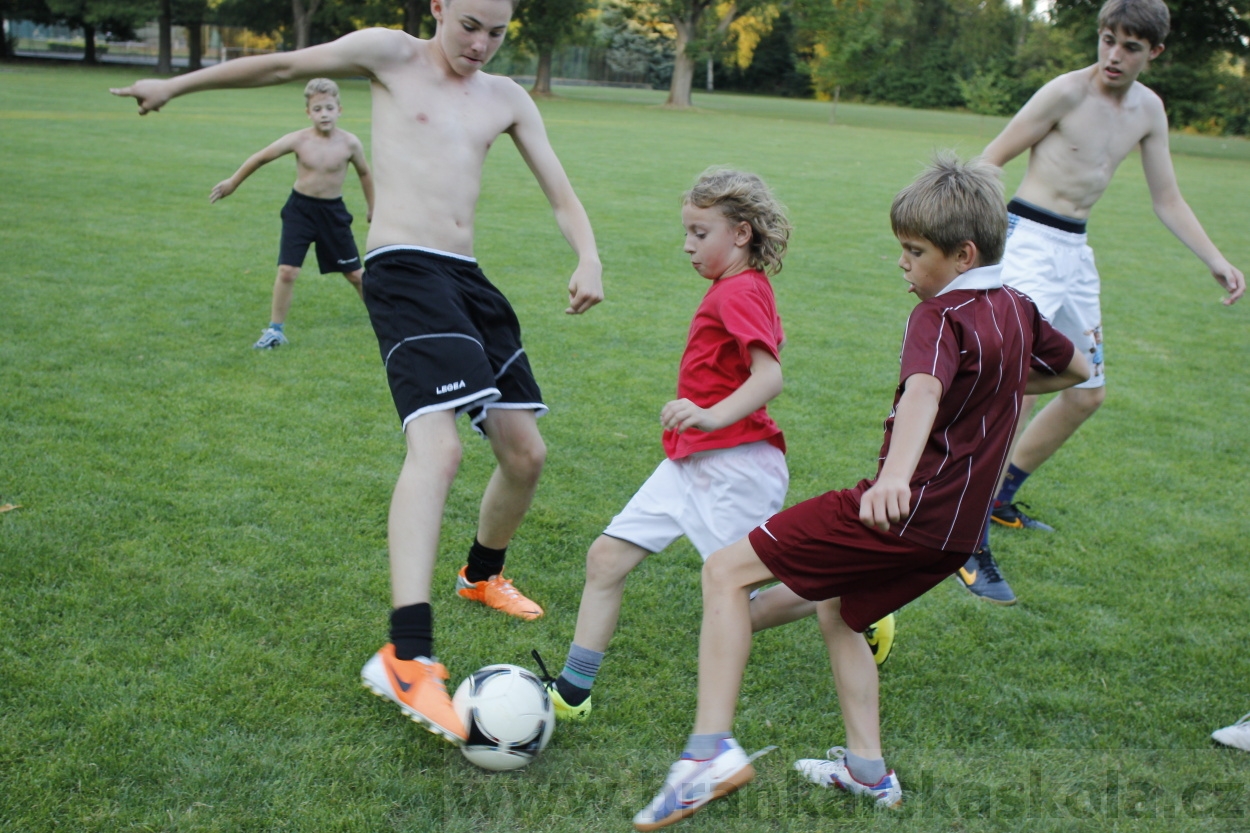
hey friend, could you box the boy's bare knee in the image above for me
[277,265,300,286]
[1064,385,1105,417]
[701,550,736,592]
[585,535,638,587]
[499,434,546,483]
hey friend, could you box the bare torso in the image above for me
[363,33,520,255]
[1013,66,1162,219]
[291,126,361,199]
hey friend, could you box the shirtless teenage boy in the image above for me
[112,0,604,744]
[956,0,1245,604]
[210,78,374,349]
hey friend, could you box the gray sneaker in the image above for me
[252,327,288,349]
[955,547,1016,605]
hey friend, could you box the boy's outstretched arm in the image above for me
[1026,350,1090,395]
[110,28,401,114]
[1139,116,1245,306]
[859,373,942,532]
[209,134,299,203]
[661,347,782,434]
[981,77,1078,168]
[505,85,603,315]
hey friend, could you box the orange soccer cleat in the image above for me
[455,567,544,621]
[361,644,467,744]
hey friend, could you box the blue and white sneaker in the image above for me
[632,738,756,831]
[794,746,902,808]
[252,327,288,349]
[1212,713,1250,752]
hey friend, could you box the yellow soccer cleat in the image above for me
[864,614,896,666]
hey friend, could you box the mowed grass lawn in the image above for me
[1,61,1248,832]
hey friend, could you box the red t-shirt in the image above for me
[851,265,1075,552]
[663,269,786,460]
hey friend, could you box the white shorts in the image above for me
[603,441,789,560]
[1002,215,1105,388]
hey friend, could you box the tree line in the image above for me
[4,0,1248,134]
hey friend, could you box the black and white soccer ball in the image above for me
[452,664,555,771]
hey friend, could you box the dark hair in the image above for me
[891,153,1007,266]
[1097,0,1170,46]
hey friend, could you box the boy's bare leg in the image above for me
[389,410,462,607]
[344,267,364,300]
[816,597,881,759]
[475,408,547,550]
[573,535,651,651]
[270,264,300,324]
[694,537,777,733]
[749,583,816,631]
[1011,386,1105,473]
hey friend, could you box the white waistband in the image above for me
[365,244,477,264]
[1010,214,1088,245]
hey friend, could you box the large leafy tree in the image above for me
[1,0,54,59]
[1054,0,1250,127]
[1053,0,1250,63]
[44,0,153,62]
[514,0,592,94]
[172,0,212,70]
[659,0,749,107]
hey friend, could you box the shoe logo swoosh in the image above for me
[387,661,414,693]
[959,567,977,584]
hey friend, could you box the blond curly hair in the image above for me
[684,168,792,276]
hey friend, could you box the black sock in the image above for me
[555,677,590,706]
[390,603,432,660]
[465,539,507,583]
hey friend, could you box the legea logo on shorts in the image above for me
[436,380,466,395]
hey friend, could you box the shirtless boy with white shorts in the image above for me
[113,0,604,744]
[955,0,1244,606]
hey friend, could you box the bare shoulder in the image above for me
[1131,79,1166,113]
[284,126,318,147]
[337,127,365,146]
[484,73,532,110]
[1042,67,1094,109]
[336,26,419,67]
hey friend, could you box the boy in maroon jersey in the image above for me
[631,154,1090,831]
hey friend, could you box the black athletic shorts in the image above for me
[278,190,362,274]
[362,246,546,431]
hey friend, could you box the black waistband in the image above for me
[289,189,345,205]
[1008,198,1086,235]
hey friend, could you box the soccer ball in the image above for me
[452,664,555,771]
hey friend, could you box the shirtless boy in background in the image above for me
[956,0,1244,605]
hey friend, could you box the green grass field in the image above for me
[2,61,1248,832]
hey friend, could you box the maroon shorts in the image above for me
[748,487,968,632]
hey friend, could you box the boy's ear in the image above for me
[1149,42,1165,60]
[955,240,979,273]
[734,221,752,247]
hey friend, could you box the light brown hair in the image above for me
[891,153,1007,266]
[1097,0,1170,47]
[684,168,792,275]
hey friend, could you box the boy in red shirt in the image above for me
[632,155,1090,830]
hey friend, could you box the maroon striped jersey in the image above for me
[855,265,1075,552]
